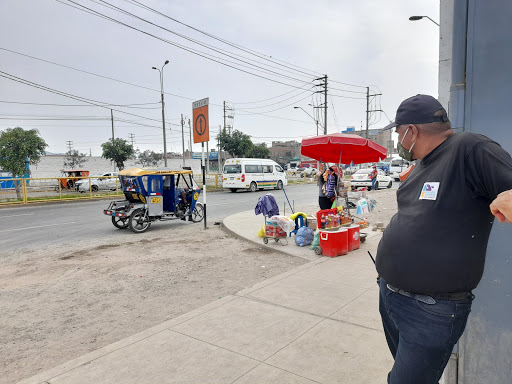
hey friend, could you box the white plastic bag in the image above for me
[269,215,295,232]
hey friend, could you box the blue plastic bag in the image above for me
[296,226,314,247]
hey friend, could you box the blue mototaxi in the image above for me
[103,167,204,233]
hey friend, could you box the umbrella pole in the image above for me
[281,184,294,215]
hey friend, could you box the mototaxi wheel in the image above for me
[191,203,204,222]
[112,215,129,229]
[129,208,151,233]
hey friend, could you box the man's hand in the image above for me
[490,189,512,223]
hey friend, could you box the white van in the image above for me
[389,158,411,181]
[222,158,287,192]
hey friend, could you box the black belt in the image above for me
[387,284,472,304]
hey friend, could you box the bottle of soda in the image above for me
[321,214,325,229]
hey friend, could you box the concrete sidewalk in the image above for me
[20,209,392,384]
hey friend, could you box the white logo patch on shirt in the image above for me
[419,182,440,200]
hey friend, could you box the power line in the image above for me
[236,94,314,115]
[56,0,316,90]
[0,99,161,109]
[0,47,194,101]
[0,70,171,125]
[96,0,317,83]
[121,0,323,78]
[233,89,314,110]
[232,86,313,105]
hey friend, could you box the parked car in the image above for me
[301,167,318,177]
[389,158,411,181]
[350,168,393,190]
[76,172,119,192]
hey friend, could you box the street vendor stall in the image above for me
[301,133,387,256]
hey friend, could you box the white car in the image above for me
[350,168,393,190]
[77,172,119,192]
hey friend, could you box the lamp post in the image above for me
[294,106,320,135]
[409,15,439,26]
[152,60,170,167]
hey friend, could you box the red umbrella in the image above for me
[301,133,387,164]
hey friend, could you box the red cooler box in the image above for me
[347,224,360,251]
[319,228,348,257]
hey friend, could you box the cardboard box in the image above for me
[307,217,317,231]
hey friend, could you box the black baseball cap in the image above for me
[383,94,449,130]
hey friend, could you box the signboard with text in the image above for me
[192,98,209,143]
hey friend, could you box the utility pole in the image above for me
[218,125,222,172]
[128,133,135,147]
[66,141,73,152]
[111,109,115,141]
[111,109,116,172]
[181,114,185,167]
[206,141,210,173]
[365,87,383,139]
[223,101,234,134]
[314,76,328,134]
[223,101,227,133]
[152,60,170,167]
[188,118,192,158]
[323,75,328,135]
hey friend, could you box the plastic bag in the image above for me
[257,225,266,237]
[310,231,320,250]
[269,215,295,232]
[296,226,314,247]
[356,198,369,215]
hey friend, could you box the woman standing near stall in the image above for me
[317,166,331,209]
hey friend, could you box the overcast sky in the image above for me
[0,0,440,156]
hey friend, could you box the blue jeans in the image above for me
[372,178,377,190]
[379,278,473,384]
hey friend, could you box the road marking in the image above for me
[0,213,35,218]
[0,222,76,233]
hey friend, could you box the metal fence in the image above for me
[0,174,231,205]
[0,173,319,206]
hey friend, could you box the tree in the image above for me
[101,138,135,170]
[63,149,87,169]
[136,149,163,168]
[0,127,47,198]
[247,143,270,158]
[218,129,266,158]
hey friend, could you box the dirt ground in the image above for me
[0,188,398,384]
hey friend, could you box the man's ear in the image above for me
[409,124,419,141]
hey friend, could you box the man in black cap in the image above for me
[376,94,512,383]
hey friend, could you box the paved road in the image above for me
[0,182,399,253]
[0,184,318,252]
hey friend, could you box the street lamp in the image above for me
[409,15,439,26]
[152,59,170,167]
[294,106,321,135]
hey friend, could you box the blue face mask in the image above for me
[397,127,416,161]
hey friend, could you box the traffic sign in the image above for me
[192,98,209,143]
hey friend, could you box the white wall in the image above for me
[30,156,203,179]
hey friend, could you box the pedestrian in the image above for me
[325,166,338,203]
[376,94,512,384]
[317,165,330,210]
[370,165,378,191]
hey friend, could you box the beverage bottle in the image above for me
[321,214,325,229]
